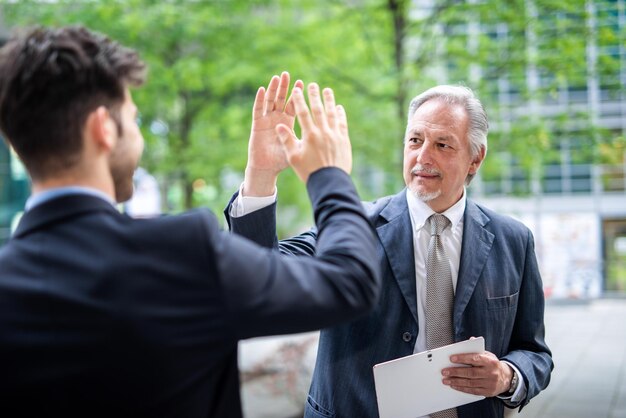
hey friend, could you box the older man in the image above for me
[227,83,553,418]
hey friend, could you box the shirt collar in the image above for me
[25,186,116,211]
[406,188,466,233]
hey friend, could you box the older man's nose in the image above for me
[415,141,435,164]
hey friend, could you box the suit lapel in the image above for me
[454,200,494,329]
[377,190,418,324]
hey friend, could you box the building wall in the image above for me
[0,140,29,245]
[474,192,626,299]
[422,0,626,298]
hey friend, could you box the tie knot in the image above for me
[428,214,450,236]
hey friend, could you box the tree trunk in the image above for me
[180,91,194,210]
[388,0,408,126]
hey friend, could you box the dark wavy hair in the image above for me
[0,26,146,179]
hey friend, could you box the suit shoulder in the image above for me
[174,207,218,225]
[362,195,394,217]
[473,201,532,237]
[127,208,220,241]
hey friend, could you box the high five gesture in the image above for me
[244,72,304,196]
[276,83,352,182]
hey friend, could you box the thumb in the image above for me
[276,124,298,158]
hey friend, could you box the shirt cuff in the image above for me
[229,183,277,218]
[497,361,527,406]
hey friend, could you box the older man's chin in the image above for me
[409,187,441,202]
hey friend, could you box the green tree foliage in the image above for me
[2,0,623,232]
[0,0,399,234]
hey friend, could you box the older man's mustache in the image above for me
[411,165,442,177]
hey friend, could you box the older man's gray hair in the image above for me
[407,85,488,160]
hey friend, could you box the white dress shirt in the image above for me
[406,188,465,355]
[405,189,526,412]
[229,184,277,218]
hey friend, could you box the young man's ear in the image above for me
[85,106,116,152]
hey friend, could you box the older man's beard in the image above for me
[409,188,441,202]
[409,165,442,202]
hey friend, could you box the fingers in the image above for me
[291,87,316,134]
[261,72,296,115]
[441,366,491,395]
[450,353,488,366]
[441,351,505,397]
[443,374,498,397]
[285,79,304,117]
[252,87,265,121]
[447,381,490,396]
[443,365,479,379]
[274,71,290,112]
[264,75,280,114]
[276,124,300,162]
[336,105,348,139]
[322,88,337,130]
[291,84,348,143]
[307,83,329,131]
[278,82,351,181]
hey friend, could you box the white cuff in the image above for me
[229,183,277,218]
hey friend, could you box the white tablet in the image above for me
[373,337,485,418]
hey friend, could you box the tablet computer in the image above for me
[373,337,485,418]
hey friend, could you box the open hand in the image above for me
[244,72,304,196]
[276,83,352,182]
[441,351,514,397]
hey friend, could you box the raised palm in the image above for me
[248,72,304,174]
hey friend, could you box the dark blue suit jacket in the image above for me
[226,189,553,418]
[0,168,380,418]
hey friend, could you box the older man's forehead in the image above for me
[405,121,463,136]
[407,102,467,133]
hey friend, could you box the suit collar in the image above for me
[377,189,418,323]
[26,186,115,211]
[379,189,409,223]
[14,194,120,239]
[454,200,494,328]
[374,193,496,329]
[405,188,467,233]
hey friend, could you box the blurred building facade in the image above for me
[418,0,626,298]
[0,141,28,244]
[0,24,29,245]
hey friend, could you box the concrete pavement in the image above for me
[240,298,626,418]
[518,298,626,418]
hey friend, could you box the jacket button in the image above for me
[402,332,412,342]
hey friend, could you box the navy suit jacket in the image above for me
[226,188,553,418]
[0,168,380,418]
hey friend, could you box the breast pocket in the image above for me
[486,291,519,311]
[304,395,335,418]
[484,291,519,356]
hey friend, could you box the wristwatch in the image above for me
[507,370,519,395]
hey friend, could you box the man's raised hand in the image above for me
[244,72,304,196]
[276,83,352,183]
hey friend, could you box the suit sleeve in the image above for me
[224,189,318,257]
[211,167,381,339]
[501,229,554,410]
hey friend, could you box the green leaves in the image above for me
[2,0,623,223]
